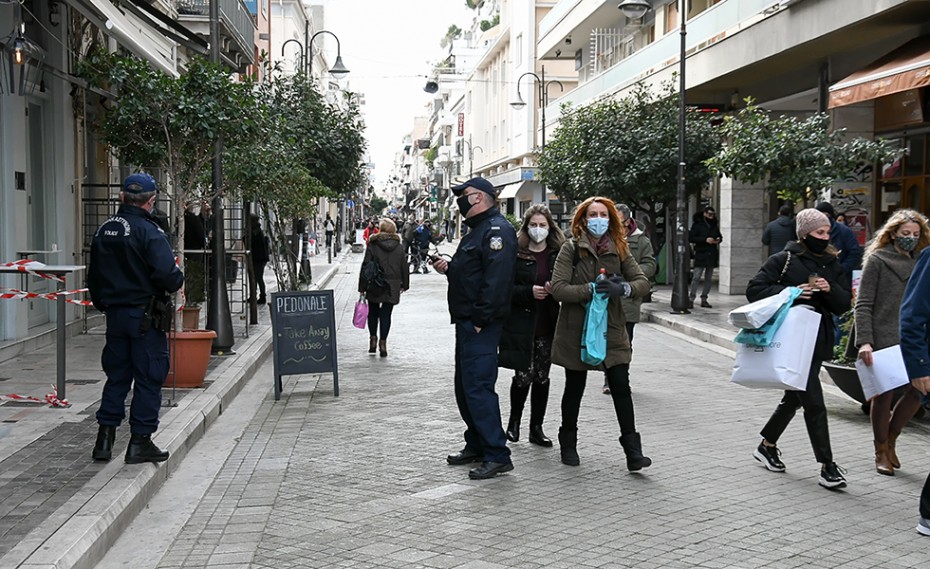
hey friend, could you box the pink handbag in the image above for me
[353,296,368,329]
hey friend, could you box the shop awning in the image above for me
[829,36,930,109]
[65,0,179,78]
[498,181,527,200]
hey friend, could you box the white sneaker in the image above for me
[917,517,930,536]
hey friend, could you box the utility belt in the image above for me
[141,296,173,334]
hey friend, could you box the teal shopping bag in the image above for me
[734,287,803,347]
[581,283,609,366]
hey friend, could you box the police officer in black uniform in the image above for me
[432,177,517,479]
[88,173,184,464]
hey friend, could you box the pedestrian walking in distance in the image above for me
[851,210,930,475]
[688,205,722,308]
[549,196,652,470]
[358,219,409,357]
[432,177,517,480]
[87,173,184,464]
[816,201,863,280]
[762,204,797,256]
[898,242,930,536]
[748,208,851,489]
[499,204,565,448]
[249,214,269,305]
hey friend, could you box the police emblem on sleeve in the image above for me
[490,236,503,251]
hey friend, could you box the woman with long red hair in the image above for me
[549,196,652,470]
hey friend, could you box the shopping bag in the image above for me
[855,345,911,401]
[581,284,608,366]
[731,306,821,390]
[352,296,368,329]
[734,288,803,347]
[728,287,801,330]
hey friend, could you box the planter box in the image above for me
[823,361,865,404]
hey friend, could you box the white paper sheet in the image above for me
[855,345,911,401]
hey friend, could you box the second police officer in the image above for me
[432,177,518,480]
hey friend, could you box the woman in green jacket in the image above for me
[550,196,651,470]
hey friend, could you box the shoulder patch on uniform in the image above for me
[490,236,503,251]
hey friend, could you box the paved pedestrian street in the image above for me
[100,260,930,569]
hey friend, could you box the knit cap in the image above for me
[795,208,830,239]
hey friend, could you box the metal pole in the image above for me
[304,20,309,75]
[670,0,690,314]
[207,0,236,351]
[469,135,474,177]
[540,66,546,152]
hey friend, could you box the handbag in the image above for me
[733,287,803,347]
[352,295,368,329]
[731,306,821,390]
[581,283,608,366]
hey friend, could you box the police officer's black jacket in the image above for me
[88,204,184,311]
[446,207,517,328]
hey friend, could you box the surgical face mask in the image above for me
[528,227,549,243]
[803,235,830,255]
[896,235,919,252]
[587,217,609,238]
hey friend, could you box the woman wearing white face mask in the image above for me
[549,197,651,470]
[850,209,930,475]
[499,205,566,447]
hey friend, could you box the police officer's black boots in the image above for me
[92,425,116,461]
[125,433,170,464]
[619,432,652,472]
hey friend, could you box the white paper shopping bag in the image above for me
[855,345,911,401]
[731,306,821,390]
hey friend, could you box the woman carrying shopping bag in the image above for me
[850,209,930,475]
[747,208,851,489]
[499,205,565,448]
[358,219,409,357]
[550,196,651,469]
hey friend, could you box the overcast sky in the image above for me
[323,0,474,187]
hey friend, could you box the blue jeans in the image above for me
[96,307,169,434]
[454,320,510,464]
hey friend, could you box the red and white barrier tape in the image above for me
[0,287,93,306]
[0,259,66,282]
[0,385,70,407]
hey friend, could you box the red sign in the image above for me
[458,113,464,137]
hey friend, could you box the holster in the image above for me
[141,296,173,334]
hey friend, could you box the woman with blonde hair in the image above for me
[549,196,652,470]
[851,208,930,475]
[499,204,565,447]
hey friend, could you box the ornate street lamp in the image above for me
[618,0,652,20]
[281,38,305,73]
[510,65,564,152]
[308,30,349,78]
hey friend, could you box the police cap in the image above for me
[123,173,157,194]
[451,177,497,198]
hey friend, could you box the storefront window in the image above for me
[906,137,925,176]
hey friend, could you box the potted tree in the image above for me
[79,51,258,387]
[822,311,868,409]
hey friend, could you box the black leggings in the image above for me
[367,302,394,339]
[562,364,636,436]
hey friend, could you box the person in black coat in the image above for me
[499,205,565,448]
[689,206,722,308]
[358,219,409,357]
[249,214,270,304]
[747,208,852,490]
[762,204,797,255]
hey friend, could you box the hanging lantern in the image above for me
[1,22,45,96]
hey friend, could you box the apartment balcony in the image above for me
[176,0,255,71]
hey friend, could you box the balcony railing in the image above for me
[176,0,255,62]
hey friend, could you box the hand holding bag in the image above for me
[581,283,609,366]
[731,305,821,390]
[353,295,368,329]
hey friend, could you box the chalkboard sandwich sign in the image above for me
[270,290,339,400]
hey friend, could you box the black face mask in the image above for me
[456,194,475,217]
[803,235,830,255]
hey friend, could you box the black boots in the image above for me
[369,336,377,354]
[506,418,520,442]
[125,433,169,464]
[559,427,579,466]
[619,432,652,471]
[92,425,116,461]
[529,425,553,447]
[378,339,388,358]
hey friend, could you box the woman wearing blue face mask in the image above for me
[850,209,930,476]
[549,196,651,470]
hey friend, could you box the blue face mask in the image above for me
[587,217,609,238]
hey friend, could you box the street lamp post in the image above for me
[307,30,350,79]
[511,65,563,205]
[463,135,483,178]
[281,38,305,73]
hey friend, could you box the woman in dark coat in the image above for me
[747,208,851,489]
[550,196,651,470]
[359,219,409,357]
[851,209,930,475]
[499,205,564,448]
[249,214,270,304]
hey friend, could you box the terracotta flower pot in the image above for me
[181,306,201,330]
[166,329,217,388]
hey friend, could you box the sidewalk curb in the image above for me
[4,262,343,569]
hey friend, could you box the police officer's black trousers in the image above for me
[454,320,511,464]
[96,307,169,435]
[759,358,833,463]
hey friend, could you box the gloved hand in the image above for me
[594,275,632,299]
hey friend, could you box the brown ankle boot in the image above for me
[369,336,377,354]
[378,339,387,357]
[887,430,902,469]
[874,441,894,476]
